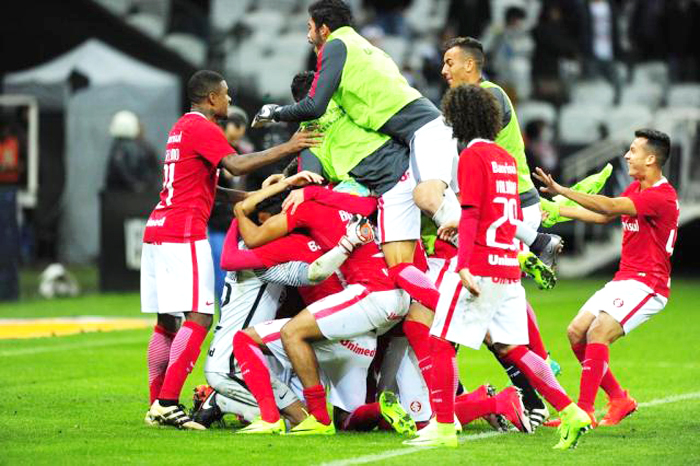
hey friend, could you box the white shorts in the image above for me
[307,284,410,339]
[140,240,215,315]
[410,116,459,191]
[205,369,298,422]
[580,279,667,334]
[377,169,421,243]
[426,256,458,289]
[521,203,542,230]
[255,318,376,413]
[430,272,528,349]
[377,336,431,422]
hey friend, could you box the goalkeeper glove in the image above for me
[339,215,375,255]
[251,104,280,128]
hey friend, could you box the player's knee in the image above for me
[567,323,586,345]
[187,312,213,330]
[491,342,511,357]
[413,181,444,214]
[280,322,300,344]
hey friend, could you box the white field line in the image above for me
[321,391,700,466]
[0,336,144,357]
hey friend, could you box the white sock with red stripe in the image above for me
[147,325,176,404]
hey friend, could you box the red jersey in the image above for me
[286,201,394,292]
[253,233,344,304]
[143,112,234,243]
[613,178,679,297]
[458,140,521,279]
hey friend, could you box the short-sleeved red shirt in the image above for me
[286,201,394,292]
[458,140,521,279]
[614,178,679,297]
[252,233,344,304]
[143,112,234,243]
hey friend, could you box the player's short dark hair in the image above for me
[308,0,353,32]
[505,6,526,24]
[635,128,671,167]
[282,158,299,177]
[291,71,316,102]
[442,84,502,144]
[250,189,291,224]
[187,70,224,105]
[443,37,485,70]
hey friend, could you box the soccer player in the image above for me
[533,129,678,427]
[141,70,319,429]
[234,176,410,434]
[405,85,590,449]
[440,36,563,426]
[252,1,463,322]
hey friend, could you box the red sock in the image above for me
[505,346,572,411]
[578,343,609,412]
[304,384,331,425]
[389,263,439,311]
[342,402,381,431]
[526,303,548,360]
[158,320,207,402]
[429,336,457,424]
[403,320,433,393]
[233,331,280,423]
[455,397,496,425]
[147,325,175,404]
[572,343,625,400]
[455,385,489,404]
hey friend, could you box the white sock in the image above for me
[431,188,461,227]
[514,220,538,246]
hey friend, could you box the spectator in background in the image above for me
[105,110,160,193]
[525,119,560,189]
[665,0,700,82]
[362,0,412,38]
[209,106,252,305]
[446,0,491,39]
[482,6,534,102]
[628,0,666,62]
[532,1,580,105]
[0,116,21,184]
[581,0,623,103]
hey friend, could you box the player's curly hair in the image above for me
[309,0,353,31]
[441,84,502,144]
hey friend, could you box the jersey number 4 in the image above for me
[486,197,518,251]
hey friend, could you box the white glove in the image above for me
[251,104,280,128]
[338,215,375,254]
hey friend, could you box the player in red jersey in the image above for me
[142,70,319,429]
[233,174,409,434]
[406,85,590,449]
[534,129,678,428]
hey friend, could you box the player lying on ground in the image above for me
[404,84,592,450]
[194,174,374,427]
[142,70,320,430]
[533,129,679,429]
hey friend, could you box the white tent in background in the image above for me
[4,39,180,263]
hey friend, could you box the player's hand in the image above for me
[458,268,481,297]
[286,129,322,152]
[437,220,459,242]
[251,104,279,128]
[262,173,285,188]
[339,215,375,254]
[284,170,324,187]
[282,187,305,215]
[533,167,565,195]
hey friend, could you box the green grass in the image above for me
[1,278,700,464]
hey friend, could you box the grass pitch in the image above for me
[1,278,699,465]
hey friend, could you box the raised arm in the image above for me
[219,130,321,176]
[282,185,378,216]
[534,167,636,218]
[219,219,267,271]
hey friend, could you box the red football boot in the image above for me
[599,392,638,426]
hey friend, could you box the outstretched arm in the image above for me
[220,219,267,271]
[219,130,321,176]
[533,167,636,218]
[557,205,616,224]
[282,185,378,216]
